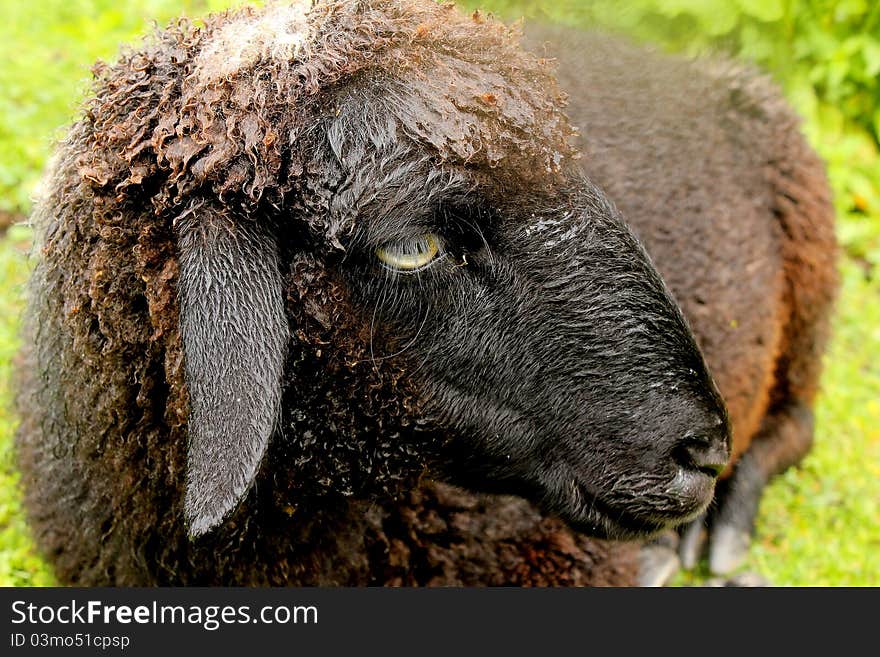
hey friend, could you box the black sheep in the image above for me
[15,0,835,585]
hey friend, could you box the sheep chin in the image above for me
[549,472,715,542]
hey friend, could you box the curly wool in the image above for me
[79,0,575,217]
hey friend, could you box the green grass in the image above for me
[748,257,880,585]
[1,0,878,587]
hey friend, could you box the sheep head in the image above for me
[73,0,730,540]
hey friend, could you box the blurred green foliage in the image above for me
[0,0,878,586]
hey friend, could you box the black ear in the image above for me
[176,207,288,538]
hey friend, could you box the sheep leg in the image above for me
[637,530,682,586]
[677,512,708,570]
[639,511,707,584]
[707,402,815,575]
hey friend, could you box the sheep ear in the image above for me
[176,209,288,538]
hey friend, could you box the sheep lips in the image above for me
[341,174,732,542]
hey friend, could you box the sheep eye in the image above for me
[376,233,443,272]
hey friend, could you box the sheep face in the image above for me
[325,126,732,541]
[67,0,730,540]
[176,87,729,541]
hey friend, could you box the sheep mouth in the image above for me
[559,472,715,541]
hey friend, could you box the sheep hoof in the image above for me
[638,543,681,587]
[678,514,708,569]
[708,525,751,575]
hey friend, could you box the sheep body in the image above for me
[15,2,835,585]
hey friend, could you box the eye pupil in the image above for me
[376,233,442,272]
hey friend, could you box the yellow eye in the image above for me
[376,233,442,271]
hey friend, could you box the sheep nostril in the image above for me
[677,434,729,478]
